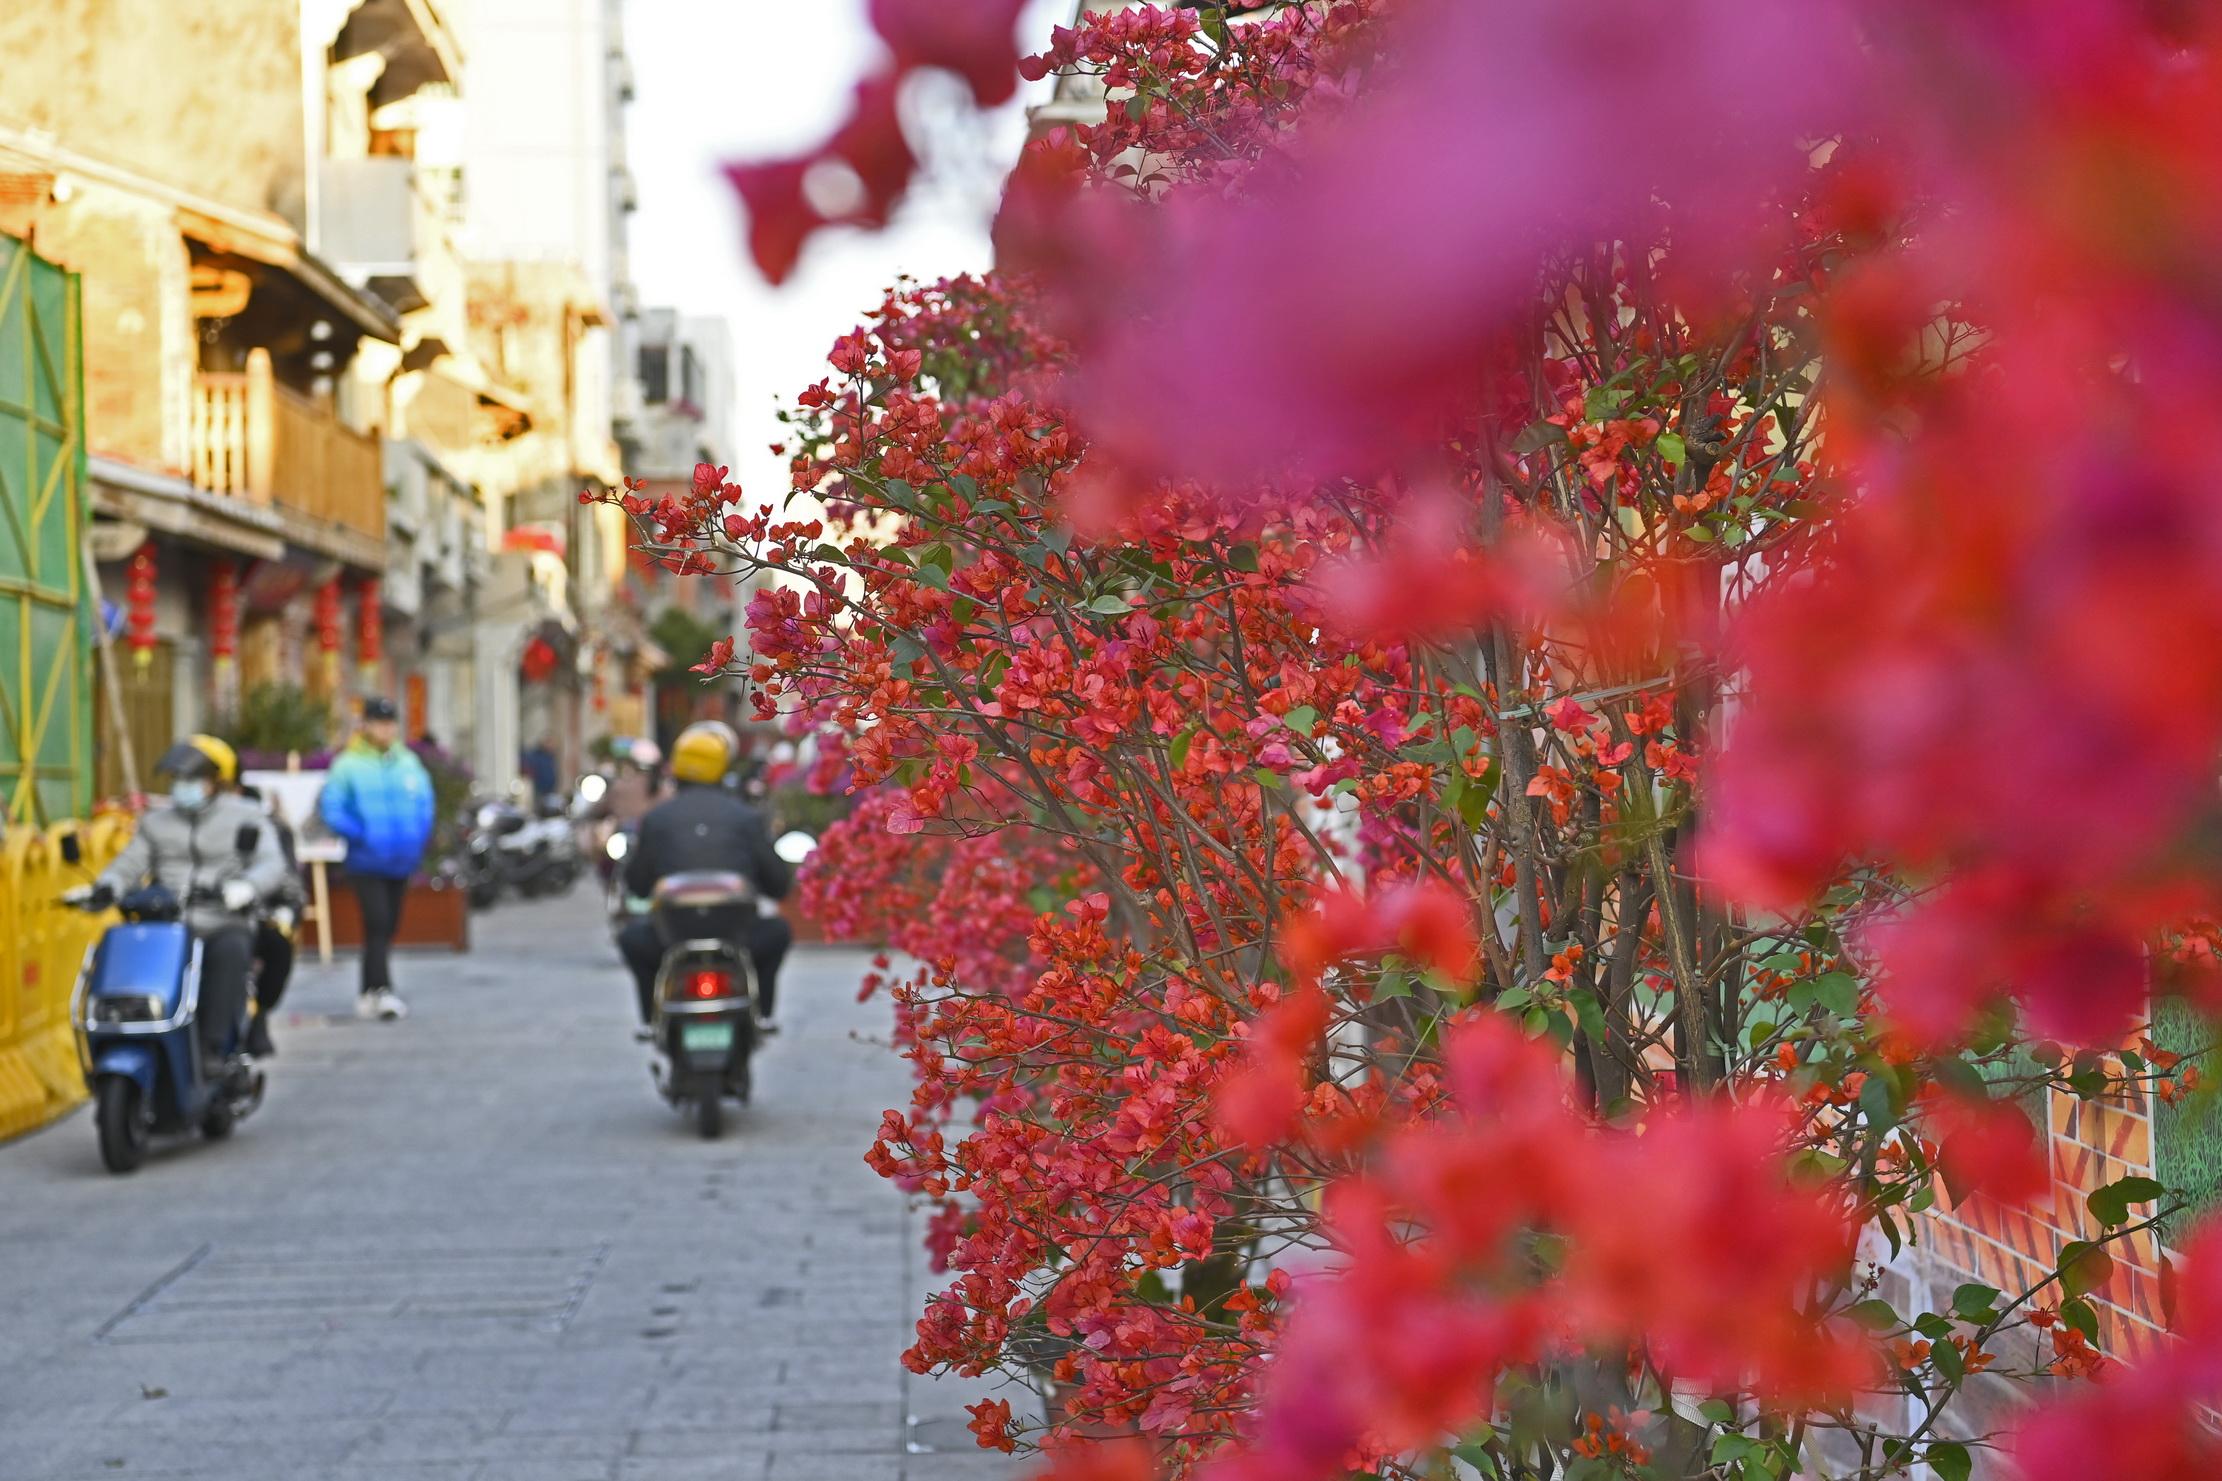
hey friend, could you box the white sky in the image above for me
[621,0,1072,508]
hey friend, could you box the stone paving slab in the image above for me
[0,888,1029,1480]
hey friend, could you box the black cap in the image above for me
[362,696,399,722]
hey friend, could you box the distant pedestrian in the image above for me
[521,737,560,805]
[321,697,435,1021]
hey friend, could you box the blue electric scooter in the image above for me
[60,829,267,1174]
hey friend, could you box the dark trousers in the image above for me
[350,873,410,995]
[618,915,794,1024]
[253,920,295,1015]
[198,926,254,1059]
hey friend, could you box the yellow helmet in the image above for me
[669,722,735,786]
[155,734,240,785]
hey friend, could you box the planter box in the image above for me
[322,876,470,953]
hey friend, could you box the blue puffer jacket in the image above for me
[319,738,436,878]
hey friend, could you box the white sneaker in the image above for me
[355,993,382,1020]
[375,989,408,1021]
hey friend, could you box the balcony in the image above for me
[190,352,386,561]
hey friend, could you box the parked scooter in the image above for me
[59,828,268,1174]
[464,793,583,905]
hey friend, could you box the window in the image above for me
[679,346,703,409]
[639,344,669,404]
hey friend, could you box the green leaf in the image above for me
[1930,1330,1964,1381]
[1710,1433,1761,1467]
[2061,1295,2101,1343]
[1226,543,1259,573]
[1124,91,1148,121]
[2087,1175,2167,1228]
[889,634,926,667]
[1951,1283,2002,1322]
[1847,1298,1900,1332]
[1697,1399,1736,1425]
[2059,1241,2116,1299]
[1168,727,1196,772]
[1927,1441,1972,1481]
[1655,431,1688,467]
[1509,420,1568,455]
[1450,1440,1499,1478]
[1040,523,1073,555]
[1376,966,1413,1002]
[1456,764,1499,827]
[1086,594,1130,616]
[1584,386,1629,421]
[1282,704,1318,735]
[1858,1067,1899,1132]
[1198,5,1230,44]
[1568,986,1608,1045]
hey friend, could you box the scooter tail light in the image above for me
[685,969,732,1000]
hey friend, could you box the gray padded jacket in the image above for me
[96,793,292,936]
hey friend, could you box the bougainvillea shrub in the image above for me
[602,3,2222,1476]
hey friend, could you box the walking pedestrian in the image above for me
[320,697,435,1021]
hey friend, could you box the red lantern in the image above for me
[520,635,558,684]
[209,561,239,668]
[357,577,384,671]
[314,577,343,689]
[125,545,158,670]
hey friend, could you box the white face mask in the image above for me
[170,779,211,811]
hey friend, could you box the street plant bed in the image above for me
[323,877,470,952]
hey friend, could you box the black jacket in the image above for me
[623,782,791,903]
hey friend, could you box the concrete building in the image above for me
[619,308,748,747]
[451,0,644,787]
[0,1,427,792]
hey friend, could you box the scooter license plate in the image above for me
[680,1022,735,1055]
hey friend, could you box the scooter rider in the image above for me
[618,721,793,1031]
[67,736,289,1061]
[236,782,308,1058]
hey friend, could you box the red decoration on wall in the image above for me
[314,577,343,689]
[125,545,158,670]
[208,561,239,667]
[357,577,384,670]
[520,635,558,684]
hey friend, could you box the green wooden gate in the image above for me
[0,235,90,825]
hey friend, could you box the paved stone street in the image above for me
[0,888,1026,1481]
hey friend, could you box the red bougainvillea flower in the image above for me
[868,0,1028,106]
[2009,1220,2222,1480]
[1923,1087,2051,1210]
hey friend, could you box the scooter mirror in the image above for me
[773,830,818,865]
[58,833,81,866]
[235,824,262,856]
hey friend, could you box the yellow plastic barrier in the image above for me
[0,816,131,1141]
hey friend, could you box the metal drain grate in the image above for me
[99,1243,607,1344]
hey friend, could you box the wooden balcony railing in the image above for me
[189,349,385,545]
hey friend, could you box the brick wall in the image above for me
[1915,1082,2169,1363]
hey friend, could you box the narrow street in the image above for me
[0,889,1023,1481]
